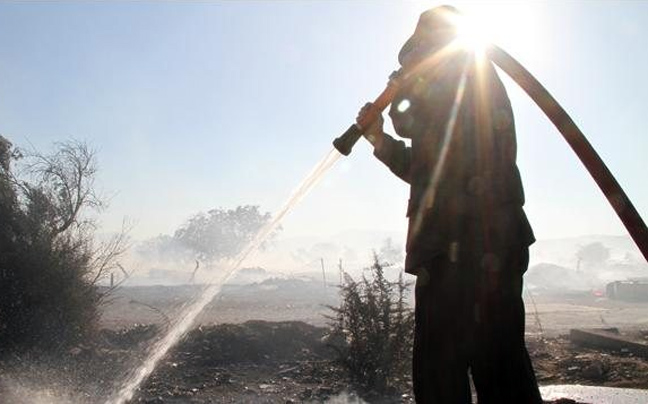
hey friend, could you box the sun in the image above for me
[453,12,493,55]
[443,2,545,63]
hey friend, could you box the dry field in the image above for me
[3,278,647,403]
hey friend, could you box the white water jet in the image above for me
[106,148,341,404]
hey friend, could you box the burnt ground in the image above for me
[132,324,648,404]
[132,322,358,404]
[0,321,395,404]
[2,280,648,403]
[530,331,648,388]
[2,321,648,403]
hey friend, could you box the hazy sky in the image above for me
[0,1,646,244]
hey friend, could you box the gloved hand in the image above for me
[356,102,385,150]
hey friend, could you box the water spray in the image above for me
[332,45,648,262]
[106,150,341,404]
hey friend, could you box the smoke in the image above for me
[320,391,368,404]
[0,373,84,404]
[526,236,648,293]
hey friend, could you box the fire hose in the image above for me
[332,45,648,263]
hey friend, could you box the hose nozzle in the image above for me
[332,69,402,157]
[333,124,363,156]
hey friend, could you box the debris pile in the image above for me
[530,331,648,388]
[135,321,351,403]
[175,320,331,365]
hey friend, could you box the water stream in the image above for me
[106,148,342,404]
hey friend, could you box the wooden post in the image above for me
[320,258,327,288]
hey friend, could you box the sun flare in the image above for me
[455,2,544,62]
[402,2,544,64]
[453,13,493,54]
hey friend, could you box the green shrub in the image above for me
[327,254,414,393]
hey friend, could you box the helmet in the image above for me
[398,5,462,67]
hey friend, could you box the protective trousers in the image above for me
[412,245,543,403]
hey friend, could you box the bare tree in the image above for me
[91,220,133,297]
[21,140,130,287]
[22,140,103,235]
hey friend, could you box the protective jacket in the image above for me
[373,52,534,274]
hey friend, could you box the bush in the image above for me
[0,136,125,355]
[327,254,414,393]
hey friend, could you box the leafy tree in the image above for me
[576,242,610,268]
[327,254,414,394]
[173,205,275,262]
[0,136,126,354]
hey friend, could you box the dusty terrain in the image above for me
[99,278,648,333]
[99,279,340,329]
[2,278,648,403]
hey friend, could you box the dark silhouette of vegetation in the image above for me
[174,205,274,261]
[138,205,277,266]
[577,242,610,268]
[327,254,414,394]
[0,136,127,355]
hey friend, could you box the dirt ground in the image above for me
[6,319,647,404]
[99,280,648,334]
[99,281,648,401]
[2,280,648,403]
[131,324,648,404]
[98,280,340,330]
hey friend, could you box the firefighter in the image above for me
[357,6,543,403]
